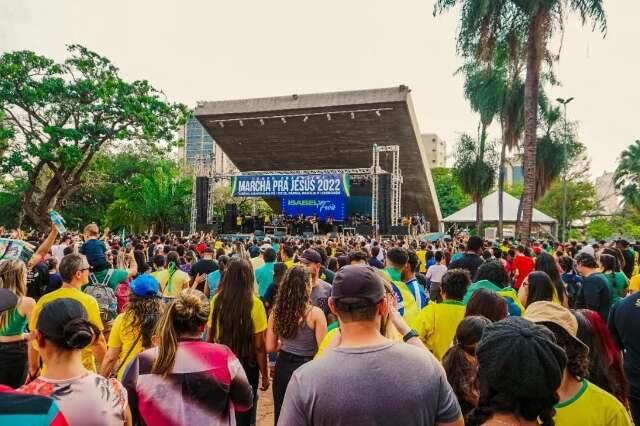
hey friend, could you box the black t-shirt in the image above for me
[622,249,635,278]
[575,272,611,321]
[609,292,640,396]
[190,259,219,292]
[27,263,49,300]
[448,253,484,279]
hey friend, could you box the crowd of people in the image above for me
[0,222,639,425]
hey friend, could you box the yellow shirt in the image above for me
[284,259,296,269]
[151,269,191,297]
[108,313,143,380]
[629,275,640,293]
[208,294,267,337]
[554,380,631,426]
[30,287,104,373]
[411,300,466,360]
[416,250,427,273]
[214,241,224,250]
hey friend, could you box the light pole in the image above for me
[556,97,574,243]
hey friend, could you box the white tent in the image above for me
[443,191,557,224]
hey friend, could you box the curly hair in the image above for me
[467,389,557,426]
[273,266,312,339]
[542,322,590,379]
[123,294,163,348]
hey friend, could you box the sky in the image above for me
[1,0,638,179]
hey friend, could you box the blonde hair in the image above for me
[84,223,99,236]
[0,259,26,330]
[151,289,209,376]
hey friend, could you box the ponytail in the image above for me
[151,301,179,376]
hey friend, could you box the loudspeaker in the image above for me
[195,177,210,225]
[387,225,409,235]
[356,224,373,236]
[223,203,238,233]
[377,175,391,234]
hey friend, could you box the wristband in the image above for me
[402,329,419,343]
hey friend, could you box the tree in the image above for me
[0,45,189,231]
[587,218,612,241]
[536,179,599,228]
[614,140,640,212]
[435,0,607,238]
[453,134,499,235]
[430,167,471,218]
[104,160,192,234]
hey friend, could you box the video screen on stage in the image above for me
[230,174,350,197]
[281,195,346,221]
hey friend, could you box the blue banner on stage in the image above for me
[281,195,346,221]
[231,174,350,197]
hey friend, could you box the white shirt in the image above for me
[426,264,448,284]
[51,244,67,262]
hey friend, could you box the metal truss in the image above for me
[371,145,403,230]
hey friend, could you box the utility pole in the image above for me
[556,97,574,243]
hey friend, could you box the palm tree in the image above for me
[453,133,498,235]
[614,140,640,212]
[435,0,607,238]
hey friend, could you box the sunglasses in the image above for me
[79,266,93,272]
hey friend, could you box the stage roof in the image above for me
[443,191,557,224]
[194,86,442,225]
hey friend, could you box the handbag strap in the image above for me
[112,333,143,378]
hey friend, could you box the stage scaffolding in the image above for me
[189,145,403,236]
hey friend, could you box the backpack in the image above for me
[115,280,131,313]
[86,269,117,323]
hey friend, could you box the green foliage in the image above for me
[614,140,640,212]
[211,185,273,217]
[0,178,27,229]
[506,182,523,198]
[431,167,471,218]
[587,218,612,241]
[104,160,192,234]
[453,134,499,203]
[0,45,189,230]
[536,179,599,228]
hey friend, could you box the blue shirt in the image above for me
[406,277,429,310]
[207,270,221,298]
[79,239,109,270]
[256,261,275,297]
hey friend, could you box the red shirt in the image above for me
[512,254,534,289]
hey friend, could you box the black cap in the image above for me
[0,288,18,313]
[331,265,385,306]
[36,298,93,349]
[476,317,566,400]
[300,249,322,264]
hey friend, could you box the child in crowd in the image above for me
[79,224,109,272]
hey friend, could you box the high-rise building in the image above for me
[181,117,236,176]
[421,133,447,168]
[595,171,619,215]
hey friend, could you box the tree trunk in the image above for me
[515,190,524,238]
[520,10,548,239]
[498,138,507,239]
[476,196,484,237]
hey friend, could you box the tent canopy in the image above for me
[443,191,557,224]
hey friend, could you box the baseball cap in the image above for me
[130,274,160,298]
[525,301,589,353]
[331,265,385,306]
[260,243,272,252]
[263,237,272,244]
[299,248,322,264]
[0,288,18,313]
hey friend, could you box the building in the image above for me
[503,157,524,187]
[181,117,237,177]
[421,134,447,168]
[595,171,619,215]
[194,86,443,228]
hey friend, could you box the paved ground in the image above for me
[256,388,275,426]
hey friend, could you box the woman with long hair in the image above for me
[574,308,629,406]
[122,289,252,425]
[208,258,269,426]
[600,254,629,304]
[0,259,35,388]
[535,251,568,307]
[442,315,492,420]
[100,275,163,380]
[20,298,131,425]
[266,266,327,423]
[559,255,582,307]
[518,271,556,308]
